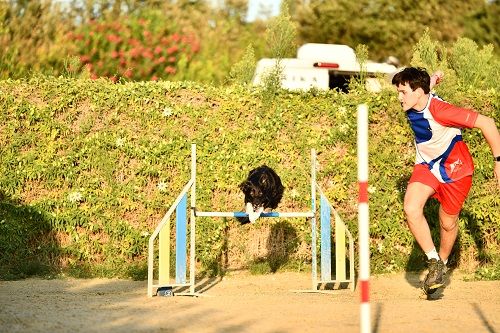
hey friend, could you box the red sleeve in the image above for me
[429,98,478,128]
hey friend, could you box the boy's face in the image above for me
[396,83,423,111]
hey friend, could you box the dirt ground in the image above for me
[0,270,499,333]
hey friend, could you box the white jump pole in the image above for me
[195,211,314,218]
[357,104,370,333]
[310,148,317,291]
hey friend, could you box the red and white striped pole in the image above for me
[357,104,371,333]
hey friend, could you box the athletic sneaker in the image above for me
[423,258,445,292]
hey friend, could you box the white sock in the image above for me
[425,248,440,261]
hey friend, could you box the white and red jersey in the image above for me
[406,94,478,183]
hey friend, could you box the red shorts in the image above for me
[409,164,472,215]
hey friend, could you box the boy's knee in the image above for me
[440,221,457,232]
[440,216,458,232]
[403,202,423,222]
[439,207,459,231]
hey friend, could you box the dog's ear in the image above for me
[240,181,261,197]
[239,180,250,191]
[258,171,271,186]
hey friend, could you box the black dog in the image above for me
[239,165,284,223]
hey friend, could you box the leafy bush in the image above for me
[0,36,498,280]
[412,29,500,98]
[228,44,256,85]
[265,1,297,59]
[449,38,498,90]
[260,1,297,105]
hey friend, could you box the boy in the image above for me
[392,67,500,294]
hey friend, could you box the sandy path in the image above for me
[1,271,499,333]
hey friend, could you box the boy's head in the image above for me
[392,67,431,111]
[392,67,431,94]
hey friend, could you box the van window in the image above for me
[328,73,351,92]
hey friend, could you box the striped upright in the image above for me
[357,104,371,333]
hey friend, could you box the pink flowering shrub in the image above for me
[67,17,200,81]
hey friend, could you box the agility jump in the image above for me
[147,144,355,297]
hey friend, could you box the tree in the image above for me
[0,0,73,78]
[215,0,249,22]
[292,0,490,64]
[463,1,499,50]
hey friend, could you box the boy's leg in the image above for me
[404,181,446,293]
[403,182,436,253]
[418,206,458,295]
[438,207,459,263]
[436,175,472,263]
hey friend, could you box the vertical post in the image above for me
[357,104,370,333]
[147,231,154,297]
[158,219,171,285]
[320,195,331,281]
[189,143,196,294]
[175,194,188,284]
[335,211,346,281]
[311,148,317,290]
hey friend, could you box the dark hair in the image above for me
[392,67,431,94]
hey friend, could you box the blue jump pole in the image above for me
[175,193,188,284]
[320,194,332,281]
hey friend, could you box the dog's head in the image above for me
[239,165,284,210]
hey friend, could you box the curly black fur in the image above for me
[239,165,284,211]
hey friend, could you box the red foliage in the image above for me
[123,68,133,78]
[164,66,176,74]
[107,34,122,44]
[69,17,200,81]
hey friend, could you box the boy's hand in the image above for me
[430,71,444,89]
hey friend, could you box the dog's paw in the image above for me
[245,202,253,214]
[248,212,259,223]
[248,206,264,223]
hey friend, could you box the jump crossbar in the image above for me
[195,211,314,218]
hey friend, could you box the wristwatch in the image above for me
[495,156,500,162]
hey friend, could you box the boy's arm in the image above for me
[474,114,500,187]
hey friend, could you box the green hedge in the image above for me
[0,75,498,280]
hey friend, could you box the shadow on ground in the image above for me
[0,190,61,280]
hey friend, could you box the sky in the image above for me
[55,0,283,22]
[246,0,282,21]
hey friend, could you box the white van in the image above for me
[253,43,398,92]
